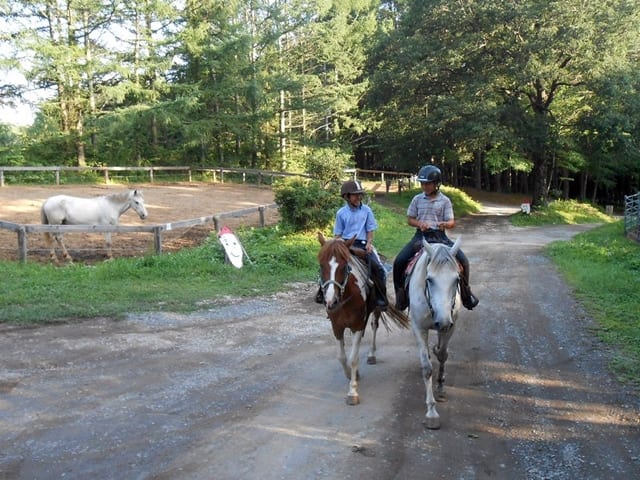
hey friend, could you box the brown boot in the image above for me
[394,288,408,310]
[315,286,324,304]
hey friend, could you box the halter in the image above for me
[319,263,351,299]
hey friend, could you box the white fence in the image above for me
[624,192,640,242]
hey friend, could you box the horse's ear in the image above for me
[345,235,357,248]
[450,236,462,257]
[422,238,434,258]
[318,232,326,245]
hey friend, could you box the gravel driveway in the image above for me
[1,203,638,479]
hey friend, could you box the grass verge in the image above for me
[545,222,640,387]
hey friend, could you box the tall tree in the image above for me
[367,0,640,206]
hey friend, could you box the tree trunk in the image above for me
[473,150,482,189]
[531,154,548,208]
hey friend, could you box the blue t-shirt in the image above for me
[333,203,377,241]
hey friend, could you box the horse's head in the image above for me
[317,233,355,311]
[422,237,462,331]
[130,189,148,220]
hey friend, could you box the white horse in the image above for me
[408,236,462,429]
[40,189,148,262]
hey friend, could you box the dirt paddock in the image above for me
[0,183,278,263]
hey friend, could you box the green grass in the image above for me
[511,199,615,226]
[0,227,320,324]
[545,222,640,387]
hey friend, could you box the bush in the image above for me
[273,178,342,232]
[304,146,353,187]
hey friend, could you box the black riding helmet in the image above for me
[417,165,442,187]
[341,180,365,198]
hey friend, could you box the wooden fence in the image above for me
[0,165,414,190]
[0,165,309,187]
[0,203,277,263]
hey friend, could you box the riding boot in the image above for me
[394,287,408,311]
[315,286,324,304]
[372,264,388,311]
[460,274,479,310]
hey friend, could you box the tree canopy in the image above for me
[1,0,639,206]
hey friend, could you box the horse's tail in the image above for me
[40,202,52,242]
[379,304,410,330]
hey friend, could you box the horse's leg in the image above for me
[43,233,56,263]
[367,311,379,365]
[55,233,73,262]
[337,336,350,380]
[433,329,454,402]
[346,330,364,405]
[411,322,440,429]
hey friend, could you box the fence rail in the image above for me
[0,165,415,190]
[0,203,277,263]
[624,192,640,242]
[0,165,310,187]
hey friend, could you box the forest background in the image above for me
[1,0,639,209]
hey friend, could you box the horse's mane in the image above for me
[427,244,458,273]
[105,190,135,202]
[318,238,351,264]
[318,238,369,279]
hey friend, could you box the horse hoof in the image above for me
[424,417,441,430]
[436,391,447,402]
[367,356,376,365]
[346,395,360,406]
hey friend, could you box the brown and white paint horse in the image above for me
[317,233,408,405]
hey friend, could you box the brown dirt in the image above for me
[0,183,278,263]
[1,191,639,479]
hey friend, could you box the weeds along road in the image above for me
[1,203,639,479]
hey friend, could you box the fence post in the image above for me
[213,216,220,232]
[0,169,4,187]
[153,226,163,254]
[17,226,27,263]
[55,168,60,185]
[104,168,109,184]
[259,206,265,227]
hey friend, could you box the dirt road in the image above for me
[1,203,638,479]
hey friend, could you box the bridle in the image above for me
[319,262,351,301]
[424,270,459,319]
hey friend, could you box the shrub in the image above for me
[273,178,341,231]
[304,146,353,187]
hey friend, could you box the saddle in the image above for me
[349,247,380,289]
[402,247,464,291]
